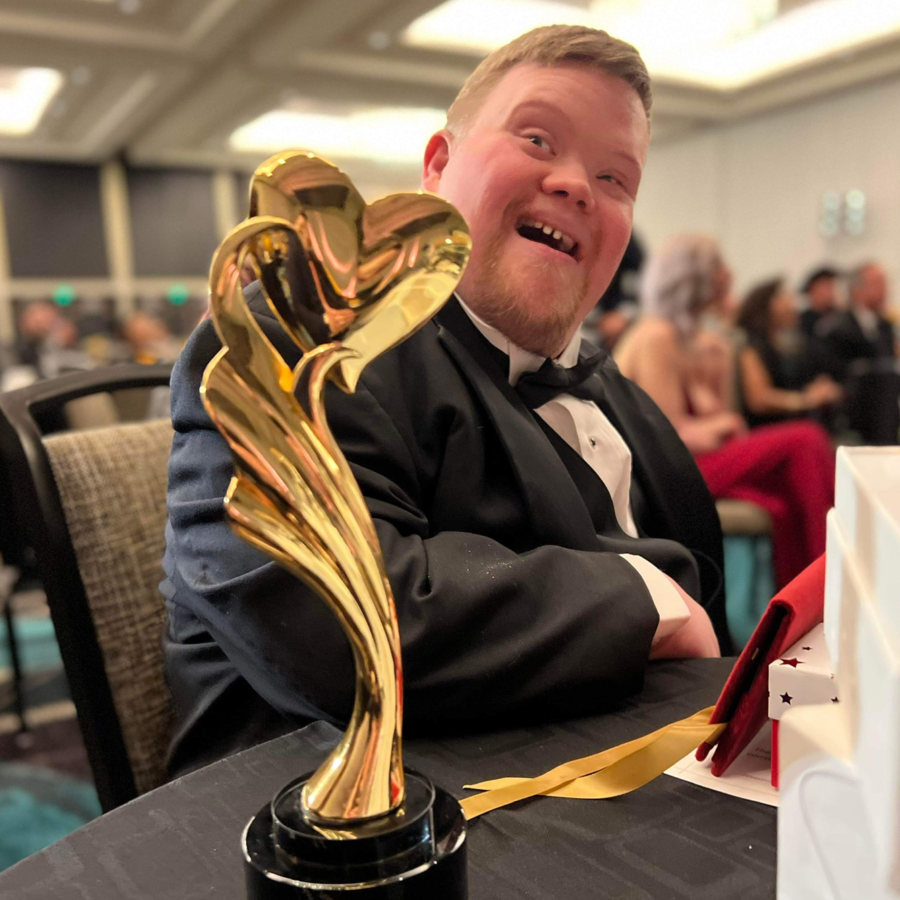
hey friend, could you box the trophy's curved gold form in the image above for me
[201,151,470,824]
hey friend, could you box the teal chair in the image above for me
[716,500,775,650]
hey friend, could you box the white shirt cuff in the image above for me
[620,554,691,648]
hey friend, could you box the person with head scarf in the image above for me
[615,233,834,590]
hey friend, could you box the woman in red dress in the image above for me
[615,234,833,588]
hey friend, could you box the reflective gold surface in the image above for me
[201,151,470,824]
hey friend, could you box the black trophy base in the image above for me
[243,769,467,899]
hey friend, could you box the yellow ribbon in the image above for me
[460,705,725,820]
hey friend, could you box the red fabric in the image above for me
[695,420,834,588]
[771,719,780,788]
[696,555,825,776]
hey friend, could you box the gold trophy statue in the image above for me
[201,151,471,898]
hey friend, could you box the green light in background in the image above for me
[166,283,190,306]
[52,283,76,307]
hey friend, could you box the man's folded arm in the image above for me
[169,506,659,733]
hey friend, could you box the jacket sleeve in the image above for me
[165,312,660,733]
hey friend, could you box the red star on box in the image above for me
[781,692,793,704]
[779,658,804,668]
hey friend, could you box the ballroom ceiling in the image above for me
[2,0,900,183]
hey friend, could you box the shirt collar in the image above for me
[853,306,879,337]
[455,294,581,386]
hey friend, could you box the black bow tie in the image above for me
[514,350,606,409]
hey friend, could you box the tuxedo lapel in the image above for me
[532,415,626,538]
[435,299,599,552]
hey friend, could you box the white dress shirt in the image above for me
[853,307,880,340]
[457,298,689,646]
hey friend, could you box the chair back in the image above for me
[0,364,174,810]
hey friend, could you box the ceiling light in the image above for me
[403,0,900,90]
[404,0,595,56]
[230,103,446,165]
[0,67,64,136]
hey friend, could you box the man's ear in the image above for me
[422,129,452,192]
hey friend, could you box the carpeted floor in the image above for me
[0,581,100,871]
[0,718,92,784]
[0,762,100,871]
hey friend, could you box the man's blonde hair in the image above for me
[446,24,652,135]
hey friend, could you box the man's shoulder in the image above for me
[171,284,461,421]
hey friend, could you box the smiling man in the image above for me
[162,25,727,776]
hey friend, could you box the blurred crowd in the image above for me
[3,243,898,590]
[0,301,185,393]
[587,234,899,589]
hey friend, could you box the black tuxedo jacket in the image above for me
[822,309,895,378]
[162,289,726,775]
[821,310,898,444]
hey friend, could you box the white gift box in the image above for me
[855,569,900,894]
[832,447,900,648]
[768,623,837,721]
[768,623,837,787]
[778,447,900,900]
[824,510,861,742]
[778,703,871,900]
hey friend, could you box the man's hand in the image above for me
[649,582,721,660]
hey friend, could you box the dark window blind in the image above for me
[0,161,108,278]
[128,167,218,277]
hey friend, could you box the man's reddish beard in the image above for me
[462,228,591,358]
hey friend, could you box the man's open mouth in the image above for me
[516,217,579,259]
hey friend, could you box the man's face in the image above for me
[854,265,888,312]
[808,277,837,313]
[423,63,650,357]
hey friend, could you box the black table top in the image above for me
[0,658,776,899]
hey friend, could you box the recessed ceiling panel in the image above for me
[0,0,895,166]
[0,66,63,135]
[0,159,108,277]
[230,100,446,165]
[403,0,900,90]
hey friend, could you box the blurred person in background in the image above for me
[820,261,899,444]
[13,300,86,381]
[689,267,741,423]
[121,311,179,365]
[615,233,834,588]
[799,266,841,339]
[736,278,842,430]
[822,262,895,372]
[583,232,644,351]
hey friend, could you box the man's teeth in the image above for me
[522,219,576,255]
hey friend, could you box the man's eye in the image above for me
[598,174,623,187]
[526,135,551,151]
